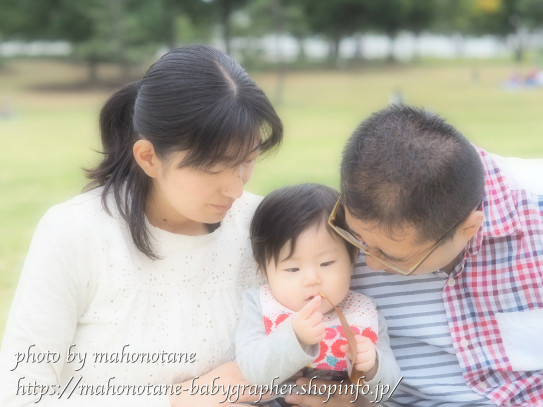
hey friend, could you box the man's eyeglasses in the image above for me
[328,197,464,276]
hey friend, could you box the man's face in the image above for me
[344,209,473,275]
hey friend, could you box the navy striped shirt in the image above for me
[351,261,494,406]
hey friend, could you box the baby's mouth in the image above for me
[306,293,324,301]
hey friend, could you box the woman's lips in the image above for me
[212,202,233,212]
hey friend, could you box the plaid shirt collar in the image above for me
[466,148,521,259]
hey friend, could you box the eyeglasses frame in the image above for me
[328,196,465,275]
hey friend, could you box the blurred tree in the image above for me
[364,0,410,63]
[300,0,372,66]
[203,0,251,55]
[243,0,310,63]
[403,0,440,61]
[0,0,209,82]
[282,1,311,62]
[464,0,540,61]
[517,0,543,29]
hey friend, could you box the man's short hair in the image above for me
[340,105,485,243]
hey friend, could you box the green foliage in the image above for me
[2,0,543,70]
[516,0,543,29]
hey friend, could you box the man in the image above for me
[285,106,543,407]
[322,105,542,406]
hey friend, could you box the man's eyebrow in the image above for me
[349,227,406,263]
[378,250,404,263]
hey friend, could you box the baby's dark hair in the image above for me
[250,183,358,275]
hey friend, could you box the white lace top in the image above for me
[0,187,263,406]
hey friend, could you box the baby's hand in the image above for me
[292,296,325,346]
[341,335,378,378]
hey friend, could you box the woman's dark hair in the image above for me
[341,105,484,243]
[250,183,359,275]
[85,45,283,259]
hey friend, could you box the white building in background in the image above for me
[250,32,535,62]
[2,31,541,62]
[0,41,72,57]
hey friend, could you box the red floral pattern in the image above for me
[362,327,378,344]
[260,286,379,372]
[275,313,289,326]
[264,316,273,334]
[331,338,347,358]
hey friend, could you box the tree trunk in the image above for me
[387,31,396,63]
[412,32,421,62]
[87,57,99,85]
[219,1,232,55]
[453,33,465,58]
[271,0,286,105]
[328,35,341,67]
[296,36,306,62]
[352,33,364,61]
[106,0,129,81]
[513,28,527,63]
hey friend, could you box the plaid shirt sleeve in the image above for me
[443,147,543,406]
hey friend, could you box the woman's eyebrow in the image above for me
[220,144,262,166]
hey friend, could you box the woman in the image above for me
[0,45,282,406]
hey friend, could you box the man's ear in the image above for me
[460,209,484,240]
[133,139,160,178]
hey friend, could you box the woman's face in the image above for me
[144,145,259,234]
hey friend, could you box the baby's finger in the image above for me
[355,334,372,344]
[298,295,322,319]
[306,311,324,327]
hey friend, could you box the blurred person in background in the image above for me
[0,44,283,407]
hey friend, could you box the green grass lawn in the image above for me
[1,58,542,339]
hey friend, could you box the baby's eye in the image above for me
[285,267,299,273]
[320,261,335,267]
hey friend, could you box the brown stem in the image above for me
[319,293,364,384]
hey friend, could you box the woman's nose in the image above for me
[222,168,244,199]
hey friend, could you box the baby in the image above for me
[236,183,401,404]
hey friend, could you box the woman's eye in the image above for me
[244,156,257,165]
[199,165,225,175]
[321,261,335,267]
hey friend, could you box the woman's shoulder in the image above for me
[38,187,118,233]
[234,190,263,211]
[223,190,263,228]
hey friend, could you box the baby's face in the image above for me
[265,223,353,314]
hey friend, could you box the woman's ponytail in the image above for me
[85,81,138,192]
[85,81,156,258]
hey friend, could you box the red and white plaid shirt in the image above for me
[444,147,543,406]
